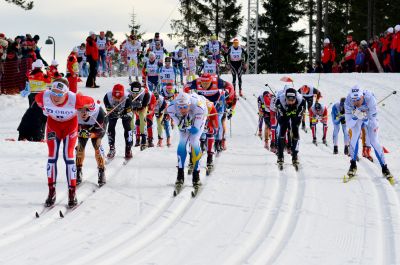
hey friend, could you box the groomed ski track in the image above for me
[0,74,400,264]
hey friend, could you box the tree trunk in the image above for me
[367,0,372,39]
[323,0,329,37]
[216,0,220,37]
[316,0,322,63]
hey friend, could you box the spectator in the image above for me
[321,38,336,73]
[392,25,400,72]
[47,60,61,80]
[314,61,323,73]
[381,27,394,72]
[85,31,99,88]
[343,35,358,72]
[77,43,88,77]
[355,40,371,72]
[66,47,79,93]
[32,35,49,67]
[27,59,51,106]
[97,31,107,76]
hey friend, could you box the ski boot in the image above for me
[277,157,284,170]
[382,165,395,185]
[76,166,83,185]
[148,137,154,148]
[200,139,206,153]
[125,145,133,159]
[292,154,299,171]
[215,140,222,153]
[206,152,214,175]
[134,138,140,147]
[344,145,349,156]
[173,168,184,196]
[166,137,171,147]
[192,170,202,197]
[140,134,147,151]
[98,168,106,187]
[322,138,327,146]
[312,137,317,145]
[346,160,357,181]
[68,187,78,208]
[239,89,244,97]
[221,138,227,151]
[257,129,262,138]
[45,185,56,207]
[270,142,277,153]
[264,140,270,150]
[157,138,163,147]
[333,145,338,155]
[107,145,116,159]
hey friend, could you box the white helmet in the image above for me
[32,59,44,69]
[395,25,400,33]
[387,27,394,34]
[323,38,330,44]
[175,92,191,106]
[72,47,79,53]
[360,40,368,46]
[89,31,95,36]
[51,60,58,66]
[148,52,156,60]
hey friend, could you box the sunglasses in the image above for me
[177,105,189,110]
[352,97,361,102]
[50,90,66,97]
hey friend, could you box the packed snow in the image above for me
[0,73,400,265]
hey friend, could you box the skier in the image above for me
[331,98,349,155]
[129,81,154,150]
[153,89,168,147]
[142,52,159,91]
[123,35,142,82]
[202,100,219,172]
[152,41,168,65]
[104,84,133,159]
[159,56,177,88]
[160,83,178,147]
[184,43,199,83]
[203,35,222,64]
[148,32,164,51]
[257,90,277,151]
[298,84,322,131]
[35,78,95,208]
[66,47,79,93]
[309,102,328,145]
[188,73,236,152]
[76,103,107,186]
[167,92,207,194]
[199,53,219,75]
[106,41,119,77]
[227,39,248,96]
[172,48,185,85]
[275,87,306,168]
[344,85,394,184]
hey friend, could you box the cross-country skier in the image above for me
[309,102,328,145]
[35,78,95,208]
[172,48,185,85]
[148,32,164,51]
[275,87,306,168]
[142,52,160,91]
[167,92,207,193]
[344,85,395,184]
[227,39,248,97]
[202,100,219,173]
[257,90,277,151]
[184,43,199,83]
[104,84,133,159]
[199,53,219,75]
[123,35,142,82]
[203,35,222,64]
[331,98,349,155]
[159,56,177,88]
[76,102,107,186]
[153,89,168,147]
[152,41,168,65]
[298,84,322,131]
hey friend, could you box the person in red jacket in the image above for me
[47,60,61,81]
[343,35,358,73]
[67,47,80,93]
[85,31,99,88]
[35,78,95,208]
[381,28,394,72]
[321,38,336,73]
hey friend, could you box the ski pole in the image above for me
[230,118,232,138]
[105,89,144,118]
[264,83,276,96]
[378,90,397,105]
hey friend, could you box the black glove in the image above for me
[78,129,91,139]
[132,101,142,109]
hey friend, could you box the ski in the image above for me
[385,174,396,186]
[122,157,132,166]
[35,204,56,218]
[343,173,356,183]
[206,165,214,176]
[173,182,184,197]
[59,201,84,218]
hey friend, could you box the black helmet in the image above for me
[315,102,322,111]
[285,88,297,101]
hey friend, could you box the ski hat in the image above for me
[148,52,156,59]
[0,33,5,39]
[89,31,95,36]
[112,84,125,99]
[51,79,69,93]
[51,60,58,66]
[395,25,400,33]
[360,40,368,47]
[32,59,44,69]
[323,38,330,44]
[72,47,79,53]
[175,92,191,106]
[387,27,394,34]
[350,85,362,101]
[285,88,297,101]
[314,102,322,112]
[201,73,212,83]
[130,81,143,94]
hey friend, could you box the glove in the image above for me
[21,82,30,97]
[78,129,91,138]
[132,101,142,109]
[353,108,366,120]
[227,109,235,120]
[187,126,199,134]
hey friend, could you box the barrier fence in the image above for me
[0,58,32,95]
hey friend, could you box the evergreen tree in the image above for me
[128,7,145,39]
[105,31,118,44]
[258,0,307,73]
[4,0,33,10]
[171,0,211,46]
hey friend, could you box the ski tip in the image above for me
[59,210,64,218]
[35,212,39,218]
[191,191,196,198]
[173,190,177,197]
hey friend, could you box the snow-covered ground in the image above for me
[1,73,400,265]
